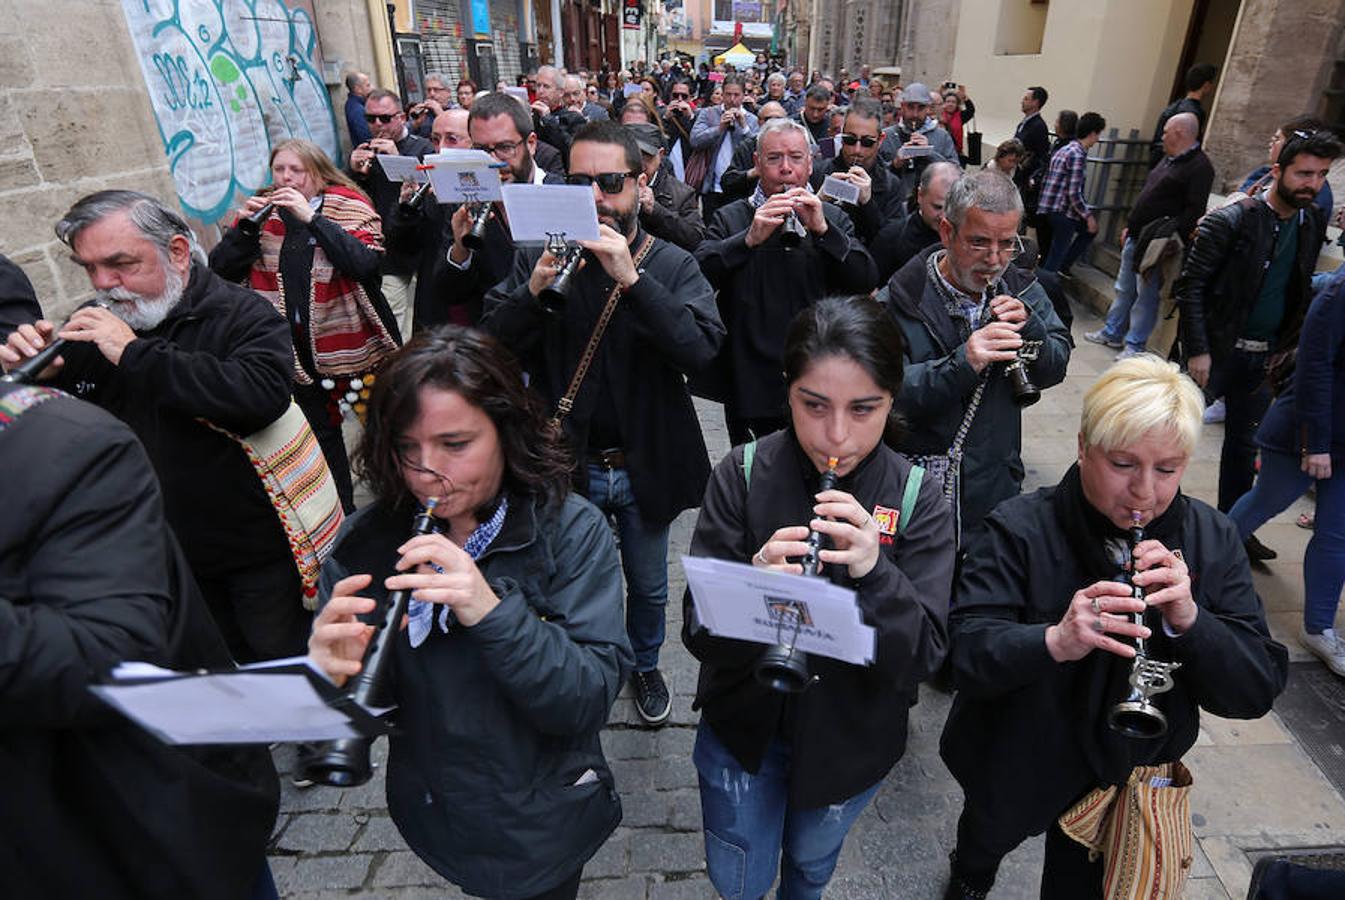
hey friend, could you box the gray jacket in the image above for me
[689,104,759,192]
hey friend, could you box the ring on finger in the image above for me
[1091,596,1102,615]
[753,549,769,566]
[1091,615,1106,633]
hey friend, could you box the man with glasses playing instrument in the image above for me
[809,97,906,243]
[483,121,724,728]
[349,88,435,337]
[880,170,1071,541]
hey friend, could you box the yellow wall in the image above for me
[951,0,1195,148]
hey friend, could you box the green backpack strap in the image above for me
[899,465,924,536]
[741,439,757,487]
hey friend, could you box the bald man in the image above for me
[1085,111,1213,356]
[562,74,609,121]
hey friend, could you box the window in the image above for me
[995,0,1049,57]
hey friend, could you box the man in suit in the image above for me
[690,74,759,220]
[1013,85,1051,220]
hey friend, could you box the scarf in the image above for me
[406,496,510,648]
[1051,463,1187,783]
[247,185,398,385]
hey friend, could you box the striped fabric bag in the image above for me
[201,401,344,610]
[1057,761,1195,900]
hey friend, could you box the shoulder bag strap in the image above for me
[899,465,924,536]
[741,439,757,486]
[549,234,657,430]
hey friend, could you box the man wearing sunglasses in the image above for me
[349,89,435,338]
[808,97,904,243]
[696,117,876,444]
[483,121,723,729]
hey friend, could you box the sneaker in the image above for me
[1116,347,1142,360]
[1301,627,1345,677]
[1245,534,1278,562]
[631,669,671,726]
[1202,398,1226,424]
[1083,330,1123,349]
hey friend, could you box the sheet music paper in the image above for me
[92,657,389,745]
[375,154,429,184]
[680,556,876,665]
[500,183,601,243]
[423,149,504,203]
[820,174,861,206]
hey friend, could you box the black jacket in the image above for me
[1150,96,1206,166]
[871,206,940,285]
[718,134,761,201]
[809,157,906,244]
[321,492,631,899]
[482,229,725,526]
[683,431,954,808]
[1013,112,1051,196]
[0,253,40,340]
[878,248,1071,534]
[696,197,877,419]
[1126,145,1214,239]
[49,263,294,578]
[0,386,278,900]
[1175,198,1325,361]
[383,191,455,331]
[351,131,435,276]
[941,486,1286,854]
[640,169,705,250]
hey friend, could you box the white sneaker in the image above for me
[1083,330,1123,349]
[1203,398,1226,424]
[1300,627,1345,677]
[1116,347,1142,360]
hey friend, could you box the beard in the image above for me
[945,251,1008,295]
[510,147,535,184]
[99,265,186,332]
[1275,177,1318,210]
[596,200,638,237]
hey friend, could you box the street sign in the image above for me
[623,0,641,30]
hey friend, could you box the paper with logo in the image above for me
[681,555,876,665]
[501,183,601,242]
[423,148,505,203]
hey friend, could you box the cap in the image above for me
[902,82,934,105]
[627,123,665,156]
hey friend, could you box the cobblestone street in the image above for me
[267,299,1343,899]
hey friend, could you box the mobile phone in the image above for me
[943,81,957,90]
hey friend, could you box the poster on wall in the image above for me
[623,0,642,30]
[471,0,492,37]
[119,0,340,224]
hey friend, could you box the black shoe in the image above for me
[1246,534,1278,562]
[291,742,320,788]
[631,669,671,726]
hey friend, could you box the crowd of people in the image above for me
[3,47,1344,900]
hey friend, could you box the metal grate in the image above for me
[1273,661,1345,798]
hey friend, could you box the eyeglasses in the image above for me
[564,171,639,194]
[365,112,402,124]
[958,231,1025,257]
[671,91,691,99]
[840,133,880,148]
[474,140,524,158]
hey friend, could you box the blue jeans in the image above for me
[1097,237,1164,351]
[586,464,669,672]
[1229,448,1345,633]
[1042,211,1095,273]
[1207,348,1273,511]
[694,722,880,900]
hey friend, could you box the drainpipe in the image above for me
[551,0,565,67]
[366,0,398,90]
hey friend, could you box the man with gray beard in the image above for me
[879,171,1071,541]
[0,190,305,664]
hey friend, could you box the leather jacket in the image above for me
[1175,197,1324,360]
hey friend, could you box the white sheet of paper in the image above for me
[898,144,935,159]
[681,555,876,665]
[501,183,601,243]
[92,668,360,744]
[375,154,428,183]
[422,149,503,203]
[821,174,861,206]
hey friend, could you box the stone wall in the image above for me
[896,0,959,88]
[0,0,379,320]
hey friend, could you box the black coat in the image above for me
[0,253,40,340]
[683,431,954,808]
[48,263,294,578]
[0,386,278,900]
[321,492,631,899]
[1013,112,1051,197]
[1175,198,1325,362]
[350,131,436,276]
[809,156,906,244]
[383,191,454,331]
[640,170,705,250]
[695,197,877,419]
[870,206,940,284]
[482,229,725,526]
[941,486,1287,856]
[878,248,1071,534]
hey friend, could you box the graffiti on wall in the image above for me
[121,0,340,222]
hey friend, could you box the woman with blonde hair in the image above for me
[941,354,1287,899]
[210,138,401,512]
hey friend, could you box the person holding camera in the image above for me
[482,122,723,727]
[696,118,877,446]
[690,74,760,219]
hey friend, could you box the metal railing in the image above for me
[1081,127,1153,260]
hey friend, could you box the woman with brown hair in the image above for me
[307,326,632,899]
[210,138,401,512]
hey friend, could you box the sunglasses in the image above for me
[671,91,691,99]
[840,133,879,147]
[365,112,402,124]
[564,171,639,194]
